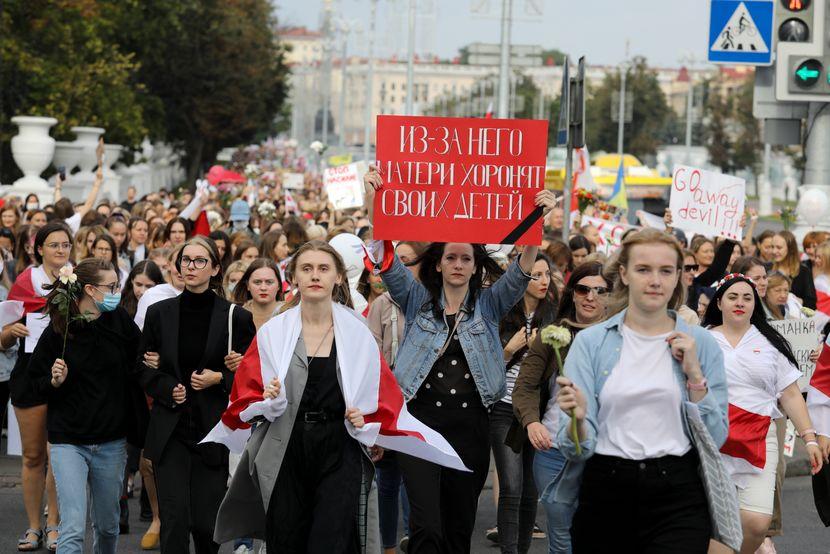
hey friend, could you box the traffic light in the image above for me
[775,0,830,101]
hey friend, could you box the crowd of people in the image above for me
[0,140,828,554]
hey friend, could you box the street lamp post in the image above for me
[405,0,416,115]
[497,0,513,118]
[616,65,626,157]
[363,0,378,162]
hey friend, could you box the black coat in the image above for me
[137,293,255,465]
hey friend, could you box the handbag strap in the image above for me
[227,304,235,355]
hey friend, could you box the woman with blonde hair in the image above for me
[771,230,816,309]
[223,260,249,297]
[556,229,729,552]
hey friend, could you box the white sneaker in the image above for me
[233,546,252,554]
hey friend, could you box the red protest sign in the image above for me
[373,115,549,245]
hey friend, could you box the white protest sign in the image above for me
[283,172,304,190]
[670,165,745,240]
[636,210,666,231]
[324,162,366,210]
[581,216,640,255]
[771,314,829,391]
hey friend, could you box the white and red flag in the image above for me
[808,331,830,437]
[202,302,469,471]
[484,102,494,119]
[713,326,801,487]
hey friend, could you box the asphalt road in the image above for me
[0,474,826,553]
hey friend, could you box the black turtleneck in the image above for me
[178,288,216,377]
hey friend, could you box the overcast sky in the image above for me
[274,0,712,67]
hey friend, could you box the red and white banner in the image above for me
[202,302,469,471]
[580,215,639,255]
[373,115,549,245]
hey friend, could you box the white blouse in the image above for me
[709,325,800,419]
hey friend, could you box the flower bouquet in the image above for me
[50,265,92,359]
[541,324,581,455]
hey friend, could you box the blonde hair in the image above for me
[816,241,830,275]
[606,228,686,316]
[282,240,352,311]
[223,260,249,291]
[765,271,792,320]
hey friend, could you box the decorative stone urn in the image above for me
[102,144,123,178]
[52,141,84,174]
[71,126,105,181]
[10,116,58,190]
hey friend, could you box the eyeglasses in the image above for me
[181,256,209,269]
[94,282,121,295]
[573,284,610,298]
[683,264,699,273]
[46,242,72,251]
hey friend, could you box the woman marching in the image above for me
[490,252,559,554]
[362,166,556,552]
[556,229,730,552]
[25,258,149,554]
[205,240,467,553]
[511,261,610,554]
[702,273,822,554]
[137,236,256,553]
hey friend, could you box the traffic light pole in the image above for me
[804,102,830,185]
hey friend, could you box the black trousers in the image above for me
[155,435,227,554]
[572,450,711,553]
[398,401,490,554]
[266,419,362,554]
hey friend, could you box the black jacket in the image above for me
[26,307,149,447]
[137,292,255,465]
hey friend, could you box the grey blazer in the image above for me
[213,336,381,552]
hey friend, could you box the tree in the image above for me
[703,91,732,173]
[584,57,671,159]
[1,0,148,183]
[731,78,761,177]
[113,0,290,184]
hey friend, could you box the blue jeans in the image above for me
[375,454,410,548]
[532,446,575,554]
[51,439,127,554]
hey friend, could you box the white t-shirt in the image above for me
[595,324,691,460]
[64,213,81,235]
[134,283,182,330]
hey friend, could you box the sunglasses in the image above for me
[683,264,699,272]
[573,284,610,297]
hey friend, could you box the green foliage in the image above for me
[584,57,671,158]
[704,91,732,172]
[701,76,759,175]
[0,0,148,181]
[1,0,290,185]
[731,78,761,176]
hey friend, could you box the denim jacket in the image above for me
[380,253,531,407]
[541,309,728,505]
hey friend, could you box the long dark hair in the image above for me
[208,230,233,270]
[119,260,164,318]
[90,234,119,269]
[414,242,505,319]
[231,258,284,305]
[175,236,225,298]
[164,217,191,244]
[44,258,114,336]
[702,275,798,368]
[501,253,559,338]
[33,221,72,265]
[556,260,607,326]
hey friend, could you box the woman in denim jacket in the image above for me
[363,167,557,553]
[556,229,729,553]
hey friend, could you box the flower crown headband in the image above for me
[715,272,756,291]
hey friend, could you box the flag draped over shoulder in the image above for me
[202,302,469,472]
[8,266,50,315]
[808,333,830,437]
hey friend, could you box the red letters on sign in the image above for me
[373,115,549,245]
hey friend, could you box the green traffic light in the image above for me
[797,66,820,80]
[795,59,822,88]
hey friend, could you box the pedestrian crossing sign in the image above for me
[708,0,774,65]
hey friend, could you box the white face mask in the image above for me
[26,203,38,211]
[232,220,249,231]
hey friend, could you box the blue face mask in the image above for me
[94,292,121,312]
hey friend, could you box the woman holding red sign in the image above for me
[363,166,557,553]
